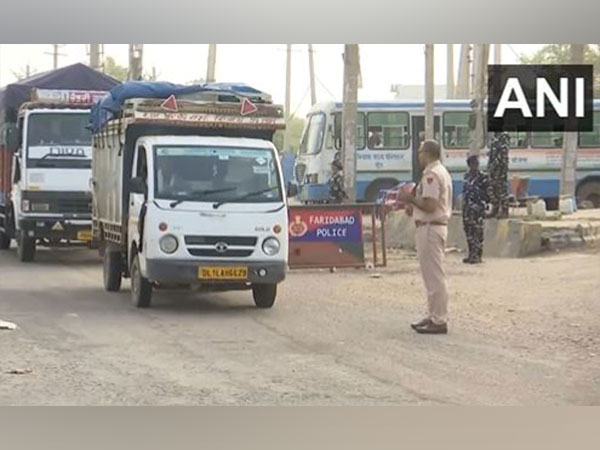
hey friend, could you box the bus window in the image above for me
[505,131,529,149]
[299,113,326,155]
[366,112,409,149]
[579,112,600,147]
[531,131,563,148]
[443,112,471,148]
[334,112,366,150]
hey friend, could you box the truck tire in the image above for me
[130,254,152,308]
[577,181,600,208]
[17,233,36,262]
[103,249,122,292]
[252,283,277,309]
[0,231,10,250]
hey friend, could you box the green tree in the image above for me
[273,117,306,154]
[103,56,128,82]
[520,44,600,96]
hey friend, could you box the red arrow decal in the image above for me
[240,98,258,116]
[161,95,178,112]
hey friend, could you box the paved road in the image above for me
[1,245,598,405]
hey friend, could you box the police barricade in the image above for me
[288,203,387,269]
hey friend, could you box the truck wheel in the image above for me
[577,181,600,208]
[103,249,122,292]
[130,254,152,308]
[17,233,36,262]
[0,231,10,250]
[252,283,277,309]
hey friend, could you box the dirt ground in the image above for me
[0,245,598,405]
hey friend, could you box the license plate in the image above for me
[77,230,93,241]
[198,266,248,280]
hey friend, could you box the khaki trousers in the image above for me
[415,224,448,324]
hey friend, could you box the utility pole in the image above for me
[342,44,360,203]
[89,44,103,71]
[469,44,489,156]
[283,44,292,152]
[308,44,317,105]
[424,44,435,140]
[128,44,144,81]
[494,44,502,65]
[206,44,217,82]
[46,44,65,70]
[456,44,471,98]
[560,44,586,201]
[446,44,455,99]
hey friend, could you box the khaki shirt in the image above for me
[413,160,453,222]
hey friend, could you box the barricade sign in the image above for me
[288,205,365,268]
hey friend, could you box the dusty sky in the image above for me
[0,44,543,116]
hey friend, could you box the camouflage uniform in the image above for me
[463,170,489,262]
[328,171,346,203]
[487,132,510,217]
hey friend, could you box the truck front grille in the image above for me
[295,164,307,183]
[184,235,258,258]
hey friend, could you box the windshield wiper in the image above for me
[212,186,279,209]
[40,152,88,159]
[169,187,238,208]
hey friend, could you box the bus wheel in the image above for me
[103,248,123,292]
[17,232,36,262]
[130,254,152,308]
[578,181,600,208]
[252,283,277,308]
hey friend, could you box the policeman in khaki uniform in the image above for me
[399,140,453,334]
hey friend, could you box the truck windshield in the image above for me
[26,113,92,169]
[153,146,283,204]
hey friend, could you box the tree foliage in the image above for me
[273,117,306,154]
[103,56,128,82]
[520,44,600,96]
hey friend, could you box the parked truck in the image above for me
[0,63,118,261]
[91,82,289,308]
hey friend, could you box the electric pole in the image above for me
[342,44,360,203]
[494,44,502,65]
[206,44,217,82]
[89,44,103,71]
[470,44,489,156]
[456,44,471,98]
[560,44,586,201]
[283,44,292,152]
[424,44,435,140]
[46,44,65,70]
[446,44,455,99]
[128,44,144,81]
[308,44,317,106]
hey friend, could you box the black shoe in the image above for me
[410,318,432,330]
[415,322,448,334]
[462,257,474,264]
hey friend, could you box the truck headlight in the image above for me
[159,234,178,254]
[262,237,280,256]
[31,203,50,212]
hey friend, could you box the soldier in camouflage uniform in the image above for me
[487,131,510,218]
[462,155,489,264]
[328,159,347,203]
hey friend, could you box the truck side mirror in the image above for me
[5,124,20,153]
[130,177,147,196]
[286,182,299,198]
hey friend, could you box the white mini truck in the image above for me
[92,92,288,308]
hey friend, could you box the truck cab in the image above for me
[93,83,288,308]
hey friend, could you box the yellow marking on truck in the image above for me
[198,266,248,280]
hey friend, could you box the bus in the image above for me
[293,100,600,208]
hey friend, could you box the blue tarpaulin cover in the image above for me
[0,63,120,122]
[90,81,271,132]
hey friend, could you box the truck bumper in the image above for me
[145,259,287,286]
[19,216,93,243]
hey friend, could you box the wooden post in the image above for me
[308,44,317,105]
[456,44,471,98]
[128,44,144,81]
[283,44,292,152]
[469,44,489,156]
[342,44,359,203]
[425,44,435,140]
[560,44,586,200]
[446,44,455,99]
